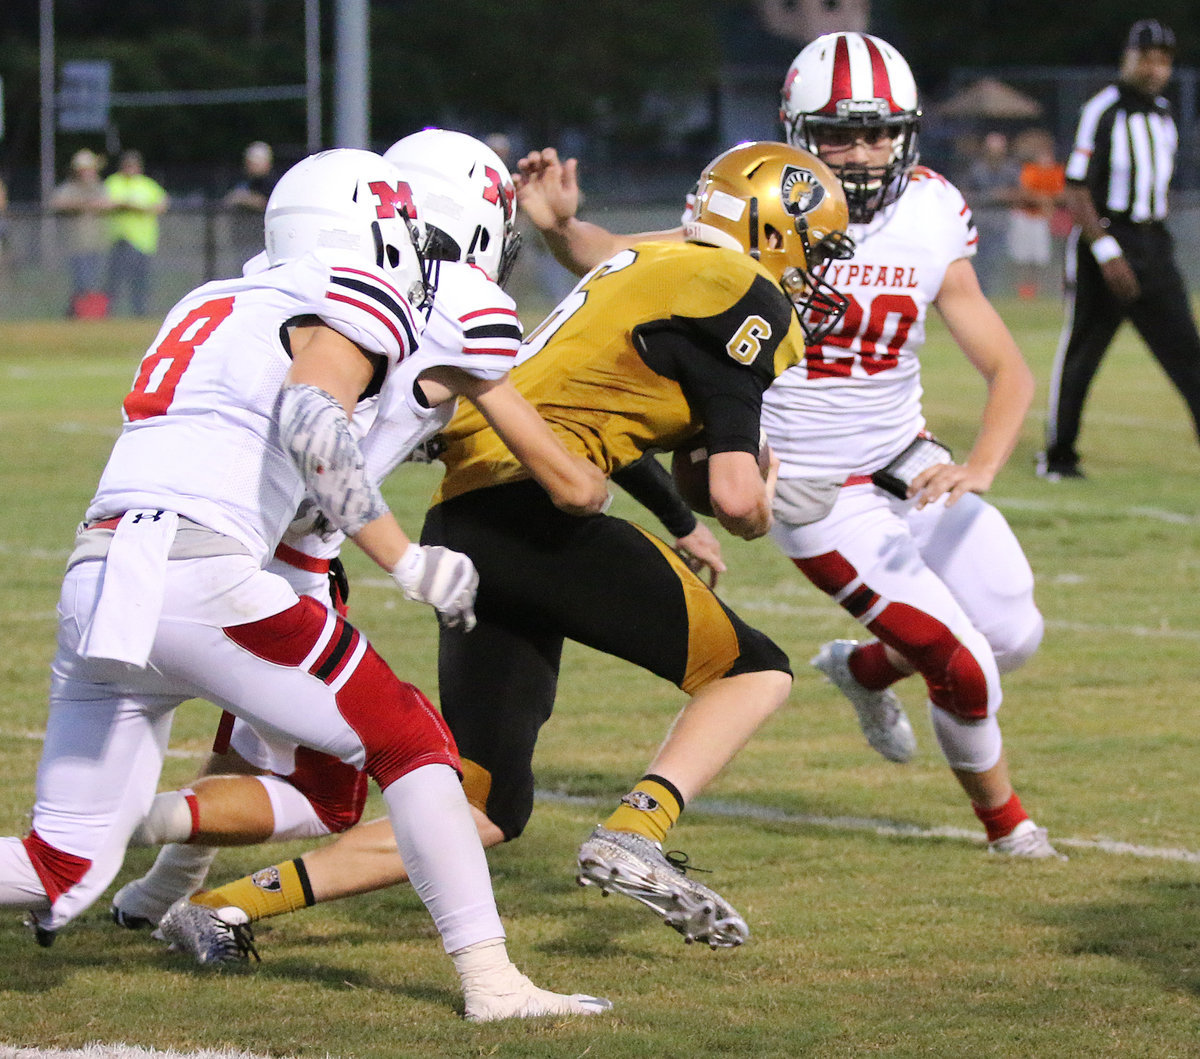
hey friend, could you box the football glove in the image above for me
[391,543,479,631]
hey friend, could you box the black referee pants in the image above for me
[1045,222,1200,467]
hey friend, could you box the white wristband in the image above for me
[1090,235,1122,265]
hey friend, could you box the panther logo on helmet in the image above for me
[686,141,855,345]
[780,165,826,218]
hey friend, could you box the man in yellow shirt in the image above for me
[105,149,169,316]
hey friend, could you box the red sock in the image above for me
[973,791,1028,841]
[847,641,905,690]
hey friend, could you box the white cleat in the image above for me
[576,826,749,948]
[157,897,259,965]
[988,819,1067,860]
[811,639,917,764]
[463,962,612,1022]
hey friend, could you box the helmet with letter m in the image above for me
[264,147,433,308]
[383,128,522,288]
[779,31,921,223]
[685,140,855,344]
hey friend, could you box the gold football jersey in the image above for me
[434,240,807,503]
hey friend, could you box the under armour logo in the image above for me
[131,510,165,523]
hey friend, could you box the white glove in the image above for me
[391,543,479,631]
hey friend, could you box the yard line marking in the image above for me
[992,494,1200,525]
[720,595,1200,641]
[536,790,1200,863]
[10,730,201,760]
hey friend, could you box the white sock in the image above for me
[119,842,220,917]
[129,789,196,846]
[380,763,504,954]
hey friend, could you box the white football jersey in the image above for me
[279,259,523,561]
[87,251,424,564]
[761,168,977,478]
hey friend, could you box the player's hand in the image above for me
[909,461,992,509]
[1100,256,1140,304]
[391,543,479,631]
[515,147,580,232]
[674,522,726,589]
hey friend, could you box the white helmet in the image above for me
[383,129,521,287]
[779,32,921,222]
[264,148,432,307]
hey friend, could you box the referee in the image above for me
[1040,19,1200,480]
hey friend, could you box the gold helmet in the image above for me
[685,141,854,342]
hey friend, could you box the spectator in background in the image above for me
[105,149,169,317]
[962,131,1021,297]
[222,141,276,263]
[50,149,112,317]
[1008,130,1065,300]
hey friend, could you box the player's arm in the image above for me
[707,450,772,539]
[611,453,726,586]
[516,147,684,276]
[419,365,610,516]
[282,324,478,628]
[917,257,1035,508]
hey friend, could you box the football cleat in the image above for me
[576,826,749,948]
[987,819,1067,860]
[811,639,917,763]
[24,914,56,948]
[462,963,613,1022]
[1035,452,1086,482]
[157,897,260,966]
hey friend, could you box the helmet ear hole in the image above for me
[370,220,386,268]
[387,244,401,269]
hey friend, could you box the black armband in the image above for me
[613,453,698,538]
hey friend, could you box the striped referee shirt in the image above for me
[1065,82,1177,222]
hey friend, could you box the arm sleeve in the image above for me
[637,264,791,456]
[277,383,389,538]
[611,453,698,538]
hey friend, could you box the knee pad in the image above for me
[929,706,1003,773]
[872,603,992,721]
[990,610,1044,675]
[333,642,460,790]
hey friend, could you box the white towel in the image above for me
[77,509,179,667]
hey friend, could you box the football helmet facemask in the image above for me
[779,32,921,223]
[383,128,522,288]
[685,141,854,344]
[265,148,433,309]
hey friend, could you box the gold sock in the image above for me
[192,857,314,923]
[602,775,683,844]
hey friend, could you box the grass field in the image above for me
[1,297,1199,1058]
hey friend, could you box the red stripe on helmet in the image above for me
[823,35,854,115]
[862,35,897,113]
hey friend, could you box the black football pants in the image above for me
[1046,221,1200,467]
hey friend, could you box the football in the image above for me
[671,434,772,517]
[671,443,715,516]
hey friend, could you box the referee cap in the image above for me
[1126,18,1176,54]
